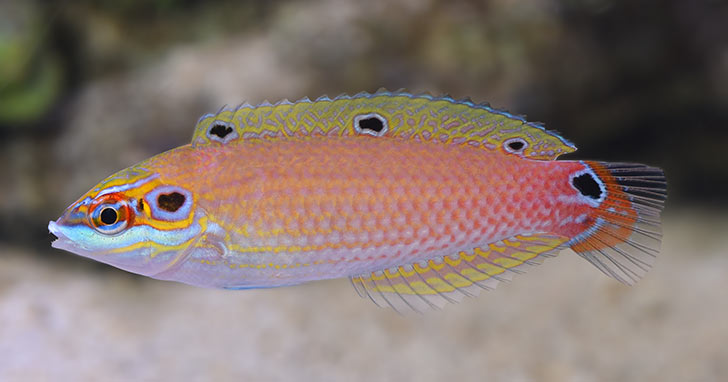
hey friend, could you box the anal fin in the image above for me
[350,233,569,313]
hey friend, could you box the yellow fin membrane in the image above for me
[190,90,576,160]
[350,234,569,313]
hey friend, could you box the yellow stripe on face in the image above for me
[105,217,207,258]
[99,174,198,232]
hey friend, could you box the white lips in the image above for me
[48,220,71,251]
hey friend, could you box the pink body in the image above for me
[149,136,587,288]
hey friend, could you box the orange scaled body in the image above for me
[152,137,585,286]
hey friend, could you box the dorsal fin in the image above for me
[350,233,570,313]
[191,91,577,160]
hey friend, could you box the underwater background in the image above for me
[1,0,726,380]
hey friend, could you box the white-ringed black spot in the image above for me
[209,123,233,139]
[359,117,384,133]
[100,207,118,225]
[157,192,186,212]
[508,140,524,151]
[573,173,603,200]
[503,137,528,153]
[145,186,193,221]
[353,113,388,136]
[206,121,238,143]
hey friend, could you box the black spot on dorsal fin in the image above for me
[573,173,602,199]
[157,192,186,212]
[507,140,524,151]
[354,113,388,136]
[503,137,528,154]
[209,123,233,139]
[359,117,384,133]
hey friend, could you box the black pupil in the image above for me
[508,140,525,151]
[100,207,118,225]
[358,117,384,133]
[209,124,233,138]
[573,173,602,199]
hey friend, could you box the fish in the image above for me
[49,91,666,313]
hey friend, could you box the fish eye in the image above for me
[89,196,132,235]
[99,207,118,225]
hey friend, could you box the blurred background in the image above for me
[1,0,726,380]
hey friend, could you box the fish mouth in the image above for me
[48,220,71,251]
[48,220,87,255]
[48,220,99,260]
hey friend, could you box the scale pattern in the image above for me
[137,136,587,292]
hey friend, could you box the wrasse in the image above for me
[49,91,666,313]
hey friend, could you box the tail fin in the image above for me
[569,162,666,285]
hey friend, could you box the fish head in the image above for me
[49,164,203,277]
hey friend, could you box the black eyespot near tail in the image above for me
[569,162,666,285]
[572,173,602,199]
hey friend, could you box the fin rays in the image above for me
[350,234,569,313]
[569,161,666,285]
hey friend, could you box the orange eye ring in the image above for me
[88,194,134,235]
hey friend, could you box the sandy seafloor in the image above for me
[0,210,726,382]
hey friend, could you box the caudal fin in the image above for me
[569,162,666,285]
